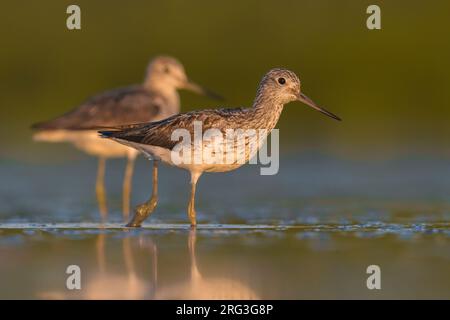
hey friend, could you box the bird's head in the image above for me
[145,56,223,100]
[257,68,341,121]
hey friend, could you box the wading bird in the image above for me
[32,56,221,221]
[100,68,341,226]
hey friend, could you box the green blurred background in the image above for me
[1,2,449,300]
[0,0,449,161]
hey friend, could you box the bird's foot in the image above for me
[188,209,197,227]
[126,198,157,227]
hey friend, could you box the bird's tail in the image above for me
[98,122,147,139]
[98,130,118,138]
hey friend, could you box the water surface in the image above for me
[0,155,449,299]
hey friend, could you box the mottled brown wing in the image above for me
[100,107,249,150]
[32,85,164,130]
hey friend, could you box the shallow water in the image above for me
[0,154,449,299]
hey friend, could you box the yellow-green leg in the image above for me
[122,155,136,222]
[126,161,159,227]
[96,157,108,221]
[188,172,202,226]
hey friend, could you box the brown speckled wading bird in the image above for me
[32,56,221,221]
[100,68,341,227]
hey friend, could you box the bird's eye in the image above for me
[278,77,286,85]
[163,66,170,73]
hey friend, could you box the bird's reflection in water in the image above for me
[39,229,258,300]
[38,234,156,299]
[77,234,156,299]
[155,228,259,300]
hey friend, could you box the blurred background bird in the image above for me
[32,55,222,222]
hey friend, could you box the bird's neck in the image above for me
[144,78,180,116]
[251,96,284,131]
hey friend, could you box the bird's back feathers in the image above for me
[32,85,167,131]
